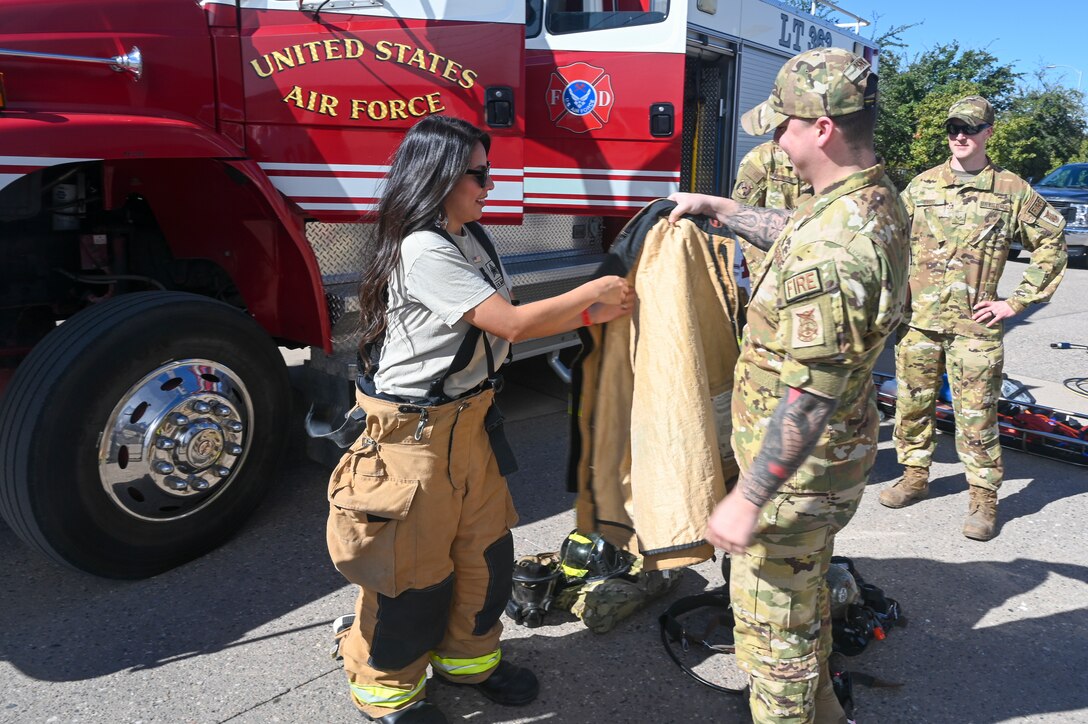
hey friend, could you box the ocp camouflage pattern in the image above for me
[730,162,909,722]
[902,159,1067,338]
[743,48,875,135]
[732,140,813,272]
[894,326,1004,489]
[734,162,910,487]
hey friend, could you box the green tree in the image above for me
[1070,136,1088,164]
[874,43,1020,184]
[989,85,1087,179]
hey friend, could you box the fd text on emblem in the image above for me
[545,62,614,134]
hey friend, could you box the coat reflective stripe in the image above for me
[349,674,426,708]
[429,648,501,676]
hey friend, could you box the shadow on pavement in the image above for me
[840,556,1088,724]
[0,455,343,682]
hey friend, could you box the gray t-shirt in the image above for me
[374,226,512,399]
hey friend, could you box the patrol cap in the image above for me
[741,47,877,136]
[946,95,995,126]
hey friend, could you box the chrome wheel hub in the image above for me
[98,359,254,522]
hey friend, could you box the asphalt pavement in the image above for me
[2,260,1087,724]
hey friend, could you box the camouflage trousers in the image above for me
[730,480,865,724]
[894,326,1004,491]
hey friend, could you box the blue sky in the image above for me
[842,0,1088,92]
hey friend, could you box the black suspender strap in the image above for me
[423,221,503,402]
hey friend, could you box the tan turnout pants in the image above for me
[327,388,518,718]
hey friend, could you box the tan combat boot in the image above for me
[878,466,929,508]
[963,486,998,541]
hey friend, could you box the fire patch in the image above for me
[783,268,823,303]
[790,303,824,348]
[546,62,614,133]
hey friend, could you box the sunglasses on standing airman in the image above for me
[464,163,492,187]
[945,122,991,137]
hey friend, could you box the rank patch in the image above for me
[783,268,823,303]
[1039,205,1065,233]
[735,180,754,200]
[790,303,824,348]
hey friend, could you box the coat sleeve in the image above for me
[1007,190,1067,312]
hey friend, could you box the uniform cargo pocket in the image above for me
[327,452,419,595]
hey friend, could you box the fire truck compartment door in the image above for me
[239,1,526,224]
[523,1,687,216]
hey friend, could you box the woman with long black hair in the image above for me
[327,115,633,723]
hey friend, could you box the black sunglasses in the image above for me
[946,122,991,137]
[464,163,491,187]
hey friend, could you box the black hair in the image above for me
[357,116,491,364]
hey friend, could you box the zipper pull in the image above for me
[414,408,429,441]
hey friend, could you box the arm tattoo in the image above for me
[739,387,839,508]
[727,206,790,251]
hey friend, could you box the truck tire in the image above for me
[0,292,291,578]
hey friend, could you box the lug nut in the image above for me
[170,413,189,427]
[190,477,211,491]
[193,401,212,414]
[226,444,243,456]
[225,420,244,433]
[213,405,232,417]
[164,475,188,491]
[153,461,175,475]
[214,466,231,478]
[155,437,177,450]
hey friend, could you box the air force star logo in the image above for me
[546,62,614,133]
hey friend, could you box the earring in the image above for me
[434,209,448,230]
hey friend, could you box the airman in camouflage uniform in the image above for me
[732,140,813,273]
[672,47,909,723]
[883,95,1068,541]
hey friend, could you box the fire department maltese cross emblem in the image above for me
[546,62,614,133]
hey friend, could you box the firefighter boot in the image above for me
[469,660,539,706]
[963,486,998,541]
[878,466,930,508]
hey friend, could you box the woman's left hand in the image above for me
[588,294,636,325]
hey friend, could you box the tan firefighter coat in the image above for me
[569,200,742,571]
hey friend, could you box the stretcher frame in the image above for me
[872,371,1088,468]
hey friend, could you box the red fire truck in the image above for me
[0,0,876,577]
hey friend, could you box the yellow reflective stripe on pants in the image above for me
[430,648,501,677]
[349,673,426,709]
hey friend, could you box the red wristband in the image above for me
[581,308,593,327]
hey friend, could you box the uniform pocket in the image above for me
[327,450,420,595]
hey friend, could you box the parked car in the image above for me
[1012,163,1088,264]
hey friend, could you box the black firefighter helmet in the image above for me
[559,530,632,581]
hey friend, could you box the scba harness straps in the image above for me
[658,556,905,699]
[658,587,746,695]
